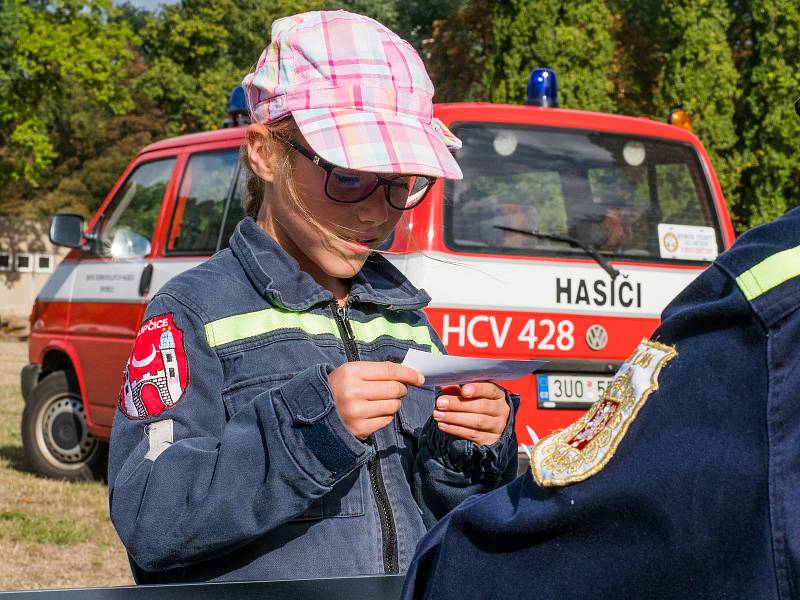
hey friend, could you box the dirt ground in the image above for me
[0,339,134,592]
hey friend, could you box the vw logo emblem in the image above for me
[586,325,608,351]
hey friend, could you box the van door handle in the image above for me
[139,263,153,297]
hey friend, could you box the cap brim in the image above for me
[292,108,463,180]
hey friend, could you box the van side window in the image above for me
[218,167,246,250]
[167,150,239,255]
[98,158,176,259]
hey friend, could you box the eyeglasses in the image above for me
[281,138,436,210]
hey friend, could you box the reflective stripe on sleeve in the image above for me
[349,319,441,354]
[735,244,800,301]
[204,306,441,353]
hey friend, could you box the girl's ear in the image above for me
[246,123,277,183]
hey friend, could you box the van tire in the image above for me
[21,371,106,481]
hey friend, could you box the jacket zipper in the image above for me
[331,300,399,574]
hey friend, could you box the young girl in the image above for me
[109,10,518,584]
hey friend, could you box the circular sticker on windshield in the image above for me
[663,232,680,253]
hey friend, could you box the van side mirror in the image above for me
[49,213,85,248]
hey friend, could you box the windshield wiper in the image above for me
[493,225,621,280]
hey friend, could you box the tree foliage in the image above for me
[133,0,317,134]
[424,0,493,102]
[734,0,800,228]
[0,0,136,198]
[474,0,616,111]
[1,0,799,228]
[132,0,439,135]
[606,0,662,117]
[651,0,741,203]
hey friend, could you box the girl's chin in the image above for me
[317,253,369,280]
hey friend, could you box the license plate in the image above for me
[536,373,614,409]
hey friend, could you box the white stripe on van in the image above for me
[38,258,204,303]
[387,252,702,318]
[40,252,700,320]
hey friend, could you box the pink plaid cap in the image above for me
[241,10,463,180]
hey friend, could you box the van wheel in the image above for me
[21,371,106,481]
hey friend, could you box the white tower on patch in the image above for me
[122,365,136,414]
[159,329,182,405]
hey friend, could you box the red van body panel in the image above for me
[28,103,734,446]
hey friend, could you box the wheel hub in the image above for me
[51,412,81,449]
[41,397,97,465]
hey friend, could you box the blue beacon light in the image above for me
[526,68,558,108]
[224,85,251,127]
[227,85,248,114]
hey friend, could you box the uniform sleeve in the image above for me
[400,514,448,600]
[410,323,520,524]
[108,292,373,572]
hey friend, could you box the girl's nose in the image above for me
[356,187,390,226]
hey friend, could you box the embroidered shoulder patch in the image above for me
[119,313,190,419]
[531,339,676,487]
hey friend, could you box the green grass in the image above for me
[0,510,89,545]
[0,384,22,425]
[0,384,26,472]
[0,356,133,588]
[0,383,115,545]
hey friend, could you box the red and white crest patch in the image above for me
[120,313,189,419]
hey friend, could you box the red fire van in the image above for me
[20,85,735,479]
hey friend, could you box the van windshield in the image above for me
[444,122,723,263]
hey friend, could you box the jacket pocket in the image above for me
[221,373,295,420]
[291,467,366,521]
[223,373,366,521]
[397,386,434,439]
[396,387,435,477]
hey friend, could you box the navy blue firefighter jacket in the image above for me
[108,217,518,584]
[402,206,800,599]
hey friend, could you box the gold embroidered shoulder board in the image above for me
[531,339,677,487]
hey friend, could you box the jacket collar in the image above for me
[229,217,431,311]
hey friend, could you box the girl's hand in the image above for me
[433,383,510,446]
[329,361,424,441]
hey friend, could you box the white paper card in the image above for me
[658,223,718,261]
[402,349,546,387]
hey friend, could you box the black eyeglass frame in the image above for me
[280,138,437,210]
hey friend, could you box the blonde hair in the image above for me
[240,117,298,218]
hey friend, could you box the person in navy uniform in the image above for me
[401,103,800,598]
